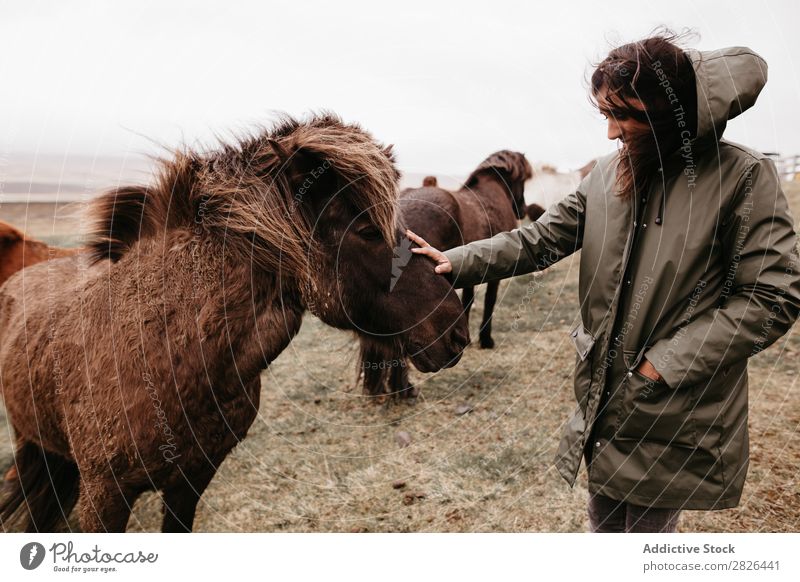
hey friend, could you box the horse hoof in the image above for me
[479,336,495,349]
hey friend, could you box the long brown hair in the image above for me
[591,30,697,200]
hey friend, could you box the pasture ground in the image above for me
[1,184,799,532]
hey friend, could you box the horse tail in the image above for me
[0,441,80,532]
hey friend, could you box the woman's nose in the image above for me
[607,119,622,141]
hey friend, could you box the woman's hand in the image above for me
[636,358,663,382]
[406,229,452,274]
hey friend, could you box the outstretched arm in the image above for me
[415,188,586,289]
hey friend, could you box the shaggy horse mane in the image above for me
[464,150,533,190]
[88,113,399,281]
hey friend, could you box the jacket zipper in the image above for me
[585,193,640,479]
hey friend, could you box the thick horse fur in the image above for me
[359,150,531,398]
[0,113,469,532]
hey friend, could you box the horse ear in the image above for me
[267,138,291,163]
[383,144,395,160]
[502,153,532,183]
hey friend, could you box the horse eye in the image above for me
[356,226,381,241]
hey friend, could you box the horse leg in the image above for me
[461,286,475,325]
[161,462,219,532]
[2,435,22,483]
[479,280,499,349]
[77,477,137,533]
[0,440,80,532]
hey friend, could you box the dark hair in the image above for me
[591,30,697,199]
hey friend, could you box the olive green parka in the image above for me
[443,47,800,509]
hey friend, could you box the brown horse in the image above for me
[0,114,469,532]
[0,220,77,286]
[0,221,79,484]
[525,203,546,222]
[359,150,531,398]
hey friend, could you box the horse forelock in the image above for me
[87,114,400,278]
[283,116,400,247]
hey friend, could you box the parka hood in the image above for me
[685,46,768,142]
[653,47,768,226]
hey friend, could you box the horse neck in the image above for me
[461,173,514,208]
[128,230,306,381]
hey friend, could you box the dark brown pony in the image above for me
[359,150,531,398]
[0,114,469,532]
[525,203,545,222]
[0,220,77,286]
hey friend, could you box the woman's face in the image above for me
[596,85,651,143]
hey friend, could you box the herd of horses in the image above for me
[0,113,575,532]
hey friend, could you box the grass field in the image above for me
[1,184,799,532]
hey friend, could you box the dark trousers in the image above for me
[588,493,681,533]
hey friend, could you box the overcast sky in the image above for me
[0,0,798,176]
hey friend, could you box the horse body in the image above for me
[1,235,301,530]
[361,151,531,398]
[0,114,469,532]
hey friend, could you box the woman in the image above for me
[408,33,800,532]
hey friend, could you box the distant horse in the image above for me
[359,150,531,398]
[0,220,77,287]
[524,159,596,211]
[525,203,545,222]
[0,221,79,484]
[523,159,596,222]
[0,114,469,532]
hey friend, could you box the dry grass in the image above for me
[1,184,800,532]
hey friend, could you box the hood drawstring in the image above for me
[655,167,665,226]
[655,190,666,225]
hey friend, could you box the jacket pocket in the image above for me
[616,366,698,447]
[569,322,596,411]
[570,322,595,361]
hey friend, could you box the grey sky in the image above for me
[0,0,797,176]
